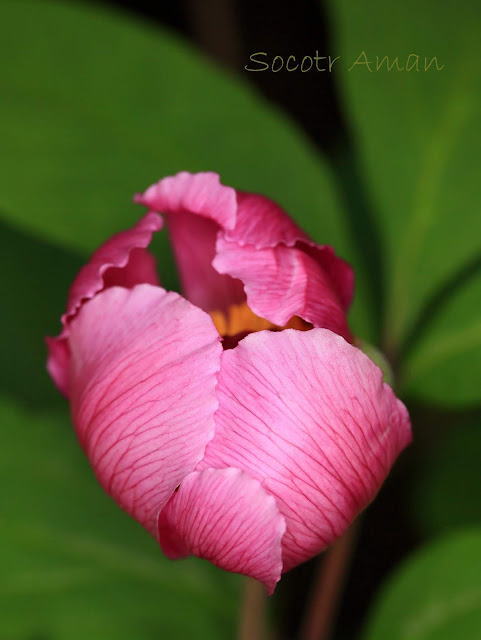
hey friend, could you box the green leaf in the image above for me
[0,0,374,337]
[362,529,481,640]
[409,418,481,536]
[328,0,481,402]
[0,0,346,253]
[0,396,240,639]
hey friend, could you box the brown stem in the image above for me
[299,521,360,640]
[238,577,267,640]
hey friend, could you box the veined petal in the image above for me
[198,329,411,571]
[47,212,162,395]
[68,284,222,538]
[158,468,285,595]
[213,238,351,341]
[134,172,243,312]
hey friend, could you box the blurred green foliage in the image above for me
[410,418,481,538]
[0,0,480,637]
[362,529,481,640]
[0,396,239,639]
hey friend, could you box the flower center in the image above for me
[209,302,311,348]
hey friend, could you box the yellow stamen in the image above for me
[209,302,310,337]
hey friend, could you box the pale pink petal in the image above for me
[134,172,243,312]
[158,468,286,594]
[68,284,222,537]
[47,212,162,395]
[198,329,411,571]
[213,237,352,341]
[134,172,237,229]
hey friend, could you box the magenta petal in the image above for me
[47,212,162,395]
[158,468,285,594]
[214,237,352,341]
[67,284,222,537]
[134,172,243,312]
[198,329,411,571]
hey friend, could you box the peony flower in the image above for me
[46,171,411,594]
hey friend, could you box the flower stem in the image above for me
[299,522,359,640]
[238,577,267,640]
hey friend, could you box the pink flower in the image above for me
[46,172,411,594]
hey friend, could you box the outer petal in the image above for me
[68,284,222,537]
[213,238,352,341]
[65,212,162,325]
[198,329,412,571]
[47,212,162,395]
[134,172,244,312]
[157,468,286,595]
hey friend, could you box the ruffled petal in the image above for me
[47,212,162,395]
[67,284,222,537]
[198,329,411,571]
[134,174,353,326]
[223,191,310,247]
[66,212,162,324]
[158,468,286,594]
[134,172,243,312]
[224,192,354,313]
[213,237,352,341]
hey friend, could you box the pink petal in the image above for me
[134,172,244,312]
[158,468,286,594]
[164,211,245,313]
[224,191,310,247]
[47,212,162,395]
[66,212,162,324]
[213,237,352,341]
[67,284,222,538]
[198,329,411,571]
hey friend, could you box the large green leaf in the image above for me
[0,396,240,639]
[328,0,481,402]
[362,529,481,640]
[0,0,346,254]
